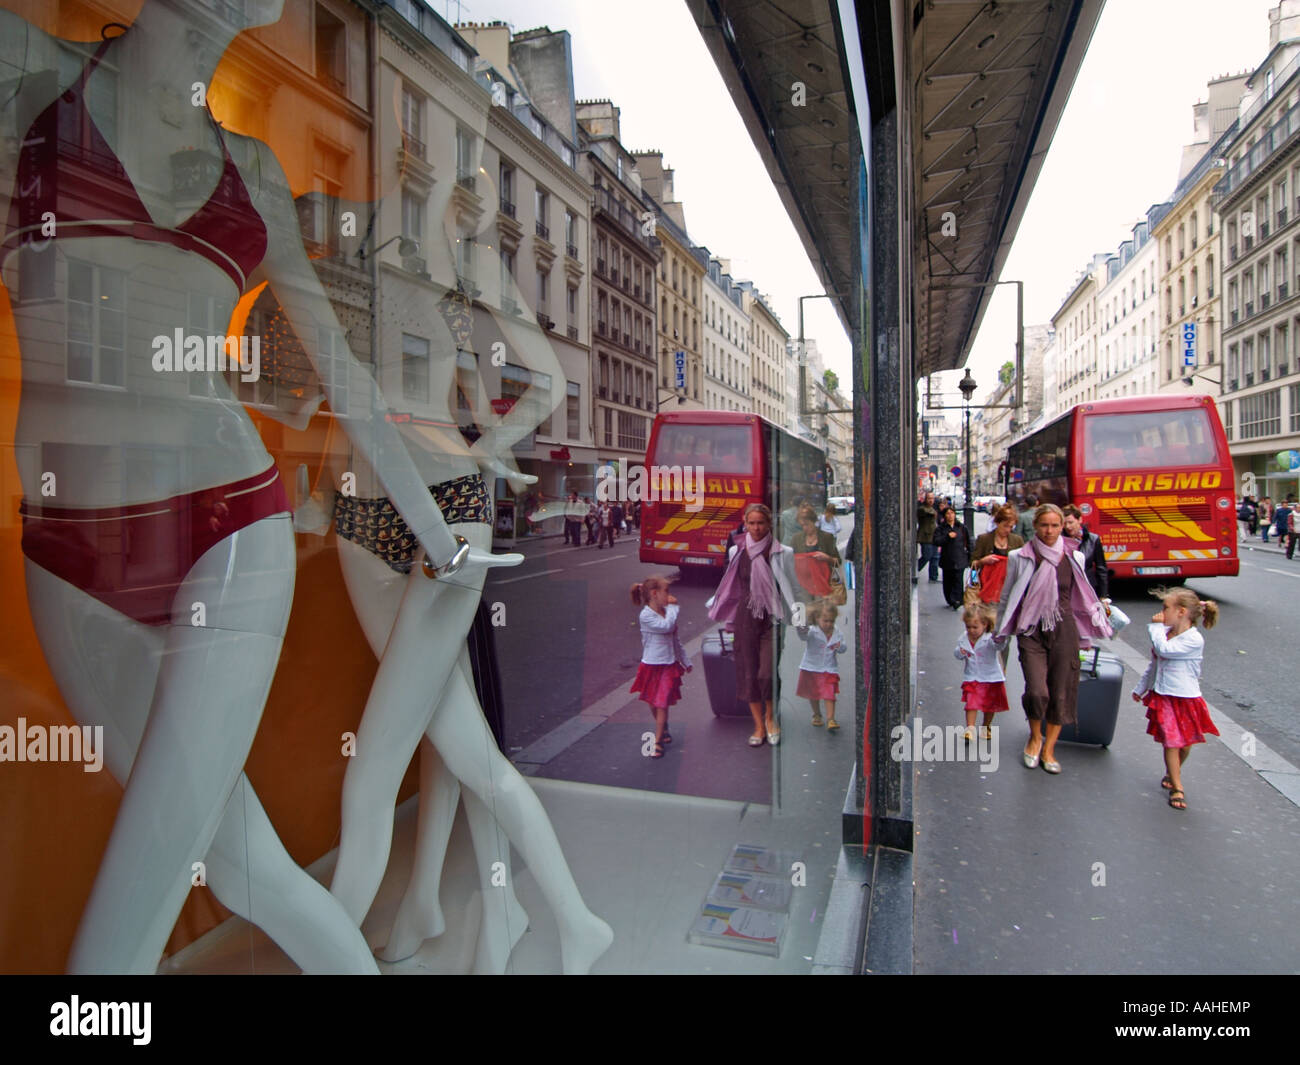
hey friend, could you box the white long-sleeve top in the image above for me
[1133,623,1205,698]
[797,625,847,673]
[954,632,1005,683]
[639,604,689,667]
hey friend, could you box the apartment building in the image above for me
[701,256,752,411]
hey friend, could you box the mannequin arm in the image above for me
[246,141,461,566]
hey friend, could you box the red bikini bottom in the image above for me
[20,464,290,626]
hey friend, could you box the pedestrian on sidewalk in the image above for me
[795,600,847,731]
[708,503,798,748]
[997,503,1113,775]
[933,505,971,610]
[597,501,615,549]
[790,503,841,602]
[563,491,583,546]
[1061,504,1110,600]
[1014,494,1039,541]
[1274,496,1293,548]
[1237,495,1256,542]
[970,503,1021,668]
[955,602,1009,744]
[917,492,940,582]
[584,496,598,545]
[629,575,692,759]
[1259,496,1274,543]
[1131,587,1220,812]
[610,501,625,541]
[1289,501,1300,559]
[817,504,842,538]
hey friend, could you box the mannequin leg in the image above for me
[60,518,295,973]
[376,736,461,961]
[26,534,376,974]
[205,776,378,973]
[329,569,483,925]
[428,665,613,975]
[463,782,530,974]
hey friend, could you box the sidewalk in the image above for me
[910,580,1300,974]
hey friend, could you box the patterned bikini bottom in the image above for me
[334,472,492,573]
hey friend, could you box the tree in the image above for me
[823,369,839,393]
[998,360,1014,386]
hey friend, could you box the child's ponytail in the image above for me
[629,581,646,606]
[1199,599,1219,629]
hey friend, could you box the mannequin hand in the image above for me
[478,455,538,494]
[467,548,524,569]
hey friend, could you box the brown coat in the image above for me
[971,530,1024,566]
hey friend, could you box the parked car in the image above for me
[828,495,855,513]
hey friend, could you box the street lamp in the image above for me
[958,367,977,532]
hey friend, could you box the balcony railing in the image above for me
[536,221,550,240]
[567,325,579,340]
[401,133,426,160]
[1230,242,1239,260]
[596,320,607,335]
[1246,301,1255,316]
[597,258,606,274]
[1262,292,1272,309]
[566,243,579,259]
[456,173,477,192]
[1282,282,1290,299]
[611,269,619,285]
[499,198,515,218]
[1262,220,1271,239]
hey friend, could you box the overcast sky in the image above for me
[443,0,1279,407]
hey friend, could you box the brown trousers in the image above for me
[1017,618,1080,725]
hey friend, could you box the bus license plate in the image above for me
[1136,566,1179,576]
[682,557,714,566]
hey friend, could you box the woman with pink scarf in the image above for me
[997,504,1113,774]
[709,504,797,747]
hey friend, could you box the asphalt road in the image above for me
[1106,544,1300,769]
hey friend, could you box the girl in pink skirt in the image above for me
[1131,587,1220,811]
[955,602,1009,744]
[629,575,692,758]
[796,602,848,731]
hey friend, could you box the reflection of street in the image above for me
[485,517,856,805]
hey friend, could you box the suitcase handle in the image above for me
[1082,647,1100,678]
[718,628,731,657]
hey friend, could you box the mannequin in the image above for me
[0,1,484,973]
[325,83,613,975]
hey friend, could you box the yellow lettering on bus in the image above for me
[1202,471,1221,488]
[1173,473,1200,490]
[1102,476,1122,493]
[1154,473,1172,490]
[1085,477,1098,493]
[1122,475,1141,491]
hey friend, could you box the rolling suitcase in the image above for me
[702,628,751,717]
[1058,648,1123,747]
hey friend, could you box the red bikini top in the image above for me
[3,34,268,291]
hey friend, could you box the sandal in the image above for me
[1160,774,1173,791]
[661,731,672,744]
[1168,789,1186,810]
[748,734,765,747]
[826,720,840,732]
[811,714,824,727]
[650,742,665,759]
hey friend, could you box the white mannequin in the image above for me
[0,1,483,973]
[324,77,612,973]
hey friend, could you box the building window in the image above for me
[567,284,578,324]
[1290,384,1300,432]
[314,4,346,91]
[66,260,125,386]
[604,406,613,447]
[1239,389,1281,439]
[535,188,549,238]
[455,349,477,413]
[567,381,580,439]
[455,127,476,183]
[499,163,515,215]
[401,189,424,241]
[402,333,429,402]
[537,268,549,310]
[455,234,474,282]
[618,410,646,451]
[501,250,515,302]
[503,363,552,436]
[401,85,423,156]
[565,210,577,254]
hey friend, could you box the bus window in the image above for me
[1081,409,1218,470]
[655,424,753,473]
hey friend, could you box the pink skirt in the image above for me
[1143,691,1219,748]
[796,670,840,700]
[630,661,685,708]
[961,680,1009,713]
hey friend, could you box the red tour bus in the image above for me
[1003,395,1238,580]
[638,411,827,571]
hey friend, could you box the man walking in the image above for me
[916,491,939,582]
[563,491,583,547]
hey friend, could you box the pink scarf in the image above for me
[709,532,780,623]
[998,536,1112,644]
